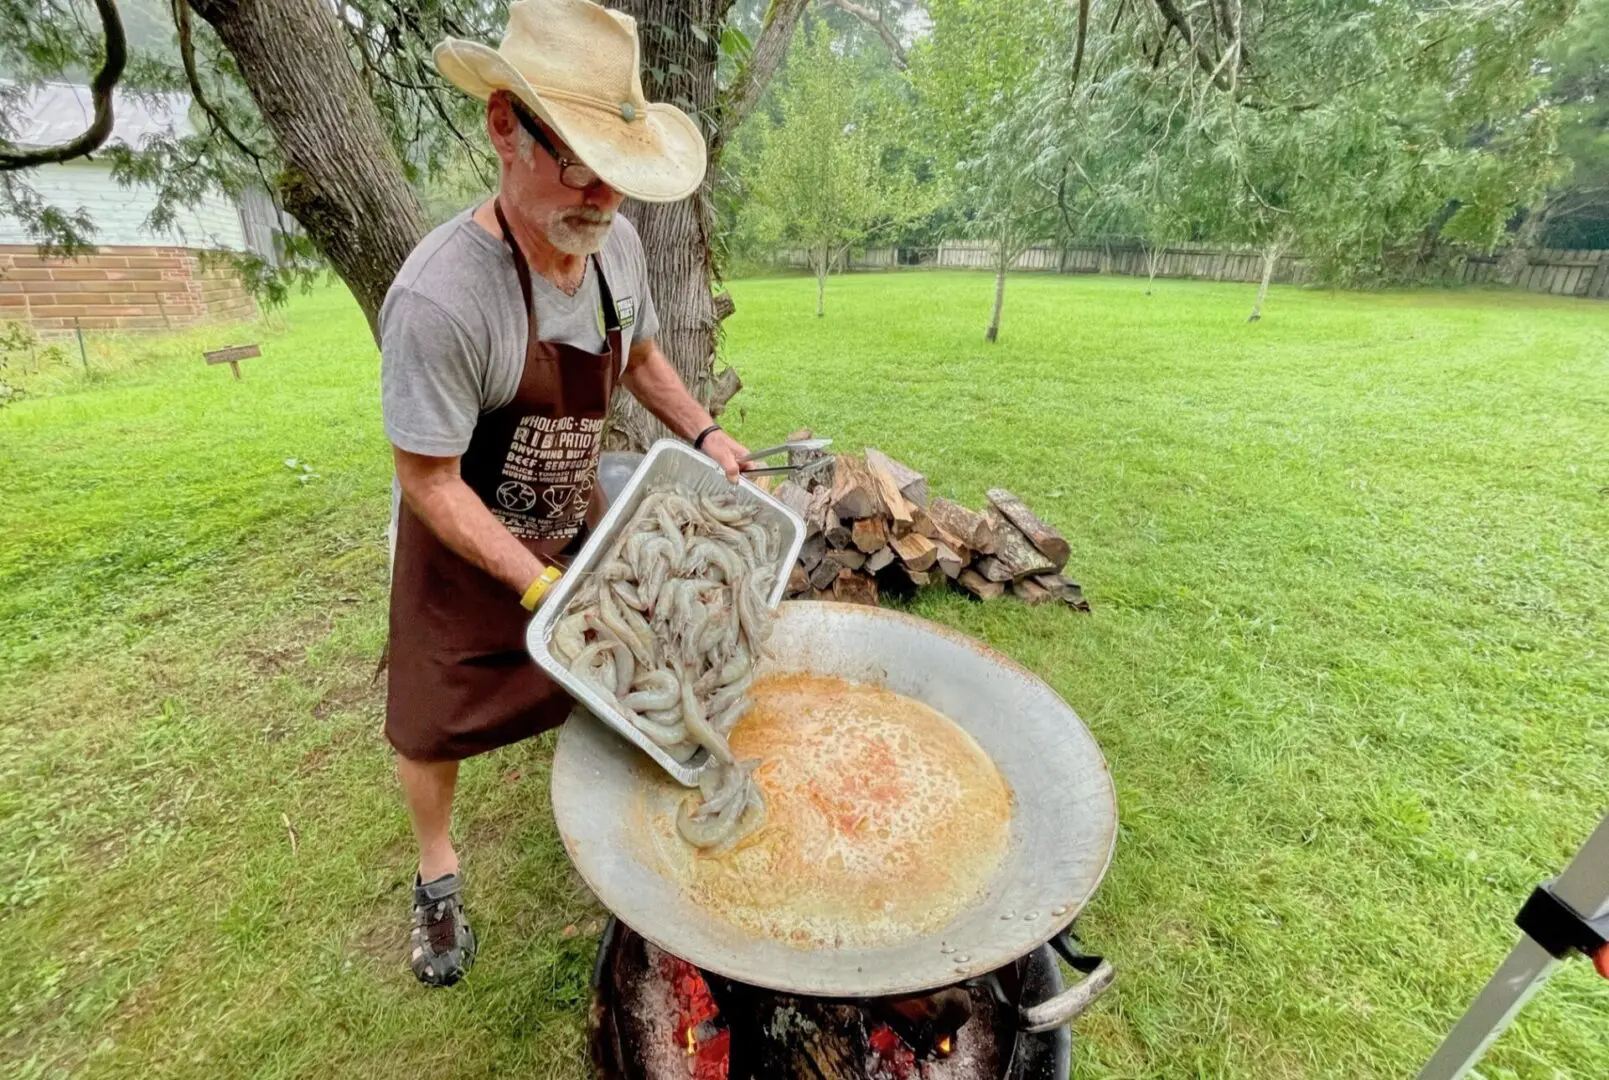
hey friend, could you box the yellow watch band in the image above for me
[520,565,563,611]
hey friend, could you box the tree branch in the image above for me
[720,0,811,144]
[0,0,127,171]
[1071,0,1090,91]
[174,0,266,166]
[1149,0,1231,92]
[823,0,908,70]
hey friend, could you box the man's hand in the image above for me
[700,429,750,483]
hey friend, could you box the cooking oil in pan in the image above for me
[643,673,1013,949]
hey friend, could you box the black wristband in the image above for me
[692,424,722,451]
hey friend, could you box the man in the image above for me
[380,0,749,987]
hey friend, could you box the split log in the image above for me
[909,503,936,538]
[851,516,888,554]
[1012,578,1054,605]
[958,568,1007,600]
[829,455,884,520]
[888,533,938,572]
[929,521,970,563]
[900,566,933,588]
[805,485,834,535]
[929,497,1000,555]
[825,547,867,572]
[861,457,914,533]
[825,518,853,549]
[831,569,879,606]
[986,488,1070,568]
[790,428,835,489]
[808,560,841,590]
[981,508,1059,580]
[864,546,896,574]
[773,480,813,522]
[1031,572,1071,595]
[786,564,810,595]
[787,427,828,470]
[933,540,965,579]
[798,532,827,572]
[974,556,1015,583]
[864,447,929,507]
[1033,573,1091,612]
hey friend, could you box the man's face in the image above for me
[489,92,625,255]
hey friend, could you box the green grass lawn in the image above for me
[2,271,1607,1079]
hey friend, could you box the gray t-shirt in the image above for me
[380,207,659,458]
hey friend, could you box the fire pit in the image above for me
[590,918,1103,1080]
[544,558,1120,1077]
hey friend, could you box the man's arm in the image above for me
[393,447,547,598]
[620,336,748,480]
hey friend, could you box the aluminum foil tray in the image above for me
[525,439,806,786]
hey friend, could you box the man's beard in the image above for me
[544,207,615,255]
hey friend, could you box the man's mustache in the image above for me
[564,207,615,226]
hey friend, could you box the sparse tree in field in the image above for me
[742,20,928,317]
[910,0,1063,343]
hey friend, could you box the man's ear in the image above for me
[486,92,520,168]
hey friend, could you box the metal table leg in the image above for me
[1418,812,1609,1080]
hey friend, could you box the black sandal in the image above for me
[410,872,477,987]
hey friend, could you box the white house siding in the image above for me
[0,160,247,251]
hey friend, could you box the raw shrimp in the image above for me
[555,479,785,848]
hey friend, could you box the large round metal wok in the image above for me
[551,600,1117,998]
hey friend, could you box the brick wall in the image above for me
[0,245,258,332]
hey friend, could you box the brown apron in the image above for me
[385,201,623,762]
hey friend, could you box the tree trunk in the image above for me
[607,0,734,451]
[189,0,428,342]
[816,245,828,317]
[1247,241,1281,322]
[1494,201,1549,286]
[985,229,1008,343]
[1144,241,1162,294]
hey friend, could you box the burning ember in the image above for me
[660,952,941,1080]
[666,953,728,1080]
[867,1023,920,1078]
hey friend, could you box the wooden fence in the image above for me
[1454,249,1609,298]
[775,241,1609,299]
[775,247,899,271]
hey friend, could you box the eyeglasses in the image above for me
[511,103,603,191]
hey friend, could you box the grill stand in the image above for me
[590,919,1074,1080]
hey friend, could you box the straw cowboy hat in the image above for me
[434,0,706,203]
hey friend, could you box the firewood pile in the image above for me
[758,431,1090,612]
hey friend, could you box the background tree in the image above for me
[1520,0,1609,252]
[909,0,1062,342]
[1024,0,1581,318]
[740,20,929,316]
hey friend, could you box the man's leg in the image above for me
[398,755,476,987]
[398,755,460,881]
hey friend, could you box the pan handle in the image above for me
[1018,958,1115,1032]
[1017,928,1116,1034]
